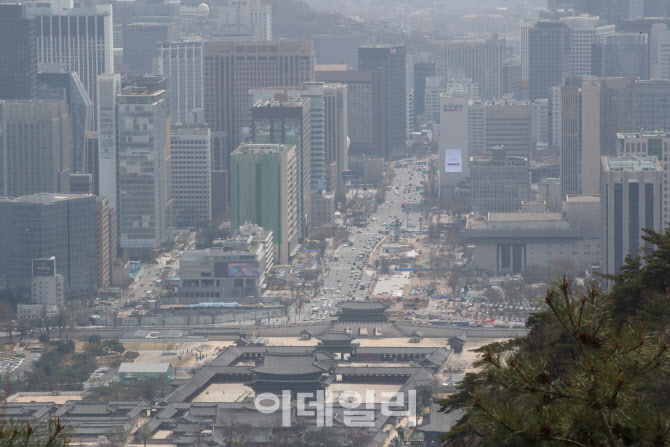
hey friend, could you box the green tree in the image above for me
[415,384,434,409]
[606,228,670,329]
[0,419,71,447]
[440,278,670,447]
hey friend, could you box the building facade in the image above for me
[0,4,37,100]
[528,21,568,101]
[0,100,73,198]
[434,37,503,100]
[0,193,97,296]
[358,45,407,159]
[116,75,171,253]
[203,40,314,168]
[251,96,312,239]
[154,40,203,124]
[470,148,530,214]
[601,156,664,275]
[169,124,212,228]
[96,196,117,289]
[179,224,274,303]
[617,131,670,229]
[230,144,299,264]
[485,100,531,157]
[25,2,114,126]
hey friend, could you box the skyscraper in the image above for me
[359,45,407,159]
[560,76,636,197]
[251,95,312,239]
[471,148,530,214]
[37,71,94,173]
[97,73,121,209]
[0,193,97,296]
[601,155,663,275]
[0,4,37,100]
[230,143,299,264]
[528,21,568,101]
[591,33,649,78]
[580,77,635,194]
[434,37,503,100]
[123,23,173,74]
[203,40,314,167]
[96,196,117,289]
[25,2,114,125]
[169,124,212,228]
[0,100,73,197]
[617,131,670,229]
[316,67,375,156]
[635,79,670,132]
[116,75,170,254]
[324,84,349,192]
[154,40,204,124]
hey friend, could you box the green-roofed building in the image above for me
[230,143,299,264]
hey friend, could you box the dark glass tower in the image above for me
[359,45,406,159]
[0,4,37,100]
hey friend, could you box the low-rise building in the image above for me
[311,193,335,227]
[179,225,274,303]
[465,202,601,274]
[118,362,173,381]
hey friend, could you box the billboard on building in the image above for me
[32,257,56,277]
[444,149,463,173]
[228,263,261,277]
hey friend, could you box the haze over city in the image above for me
[2,0,670,446]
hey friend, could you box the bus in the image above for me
[333,255,340,261]
[348,239,354,246]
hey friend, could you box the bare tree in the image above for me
[54,306,73,338]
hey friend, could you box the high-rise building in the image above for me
[424,77,447,123]
[96,196,117,289]
[316,67,375,156]
[230,143,299,264]
[0,4,37,100]
[560,76,635,197]
[528,21,568,101]
[169,124,212,228]
[413,61,435,125]
[251,95,312,239]
[203,40,314,166]
[635,79,670,132]
[619,17,670,78]
[116,75,171,254]
[591,33,649,78]
[0,100,73,197]
[560,15,611,76]
[468,100,487,153]
[550,85,562,149]
[439,90,470,198]
[37,71,94,173]
[532,99,550,150]
[97,73,121,209]
[485,100,531,157]
[502,60,522,98]
[650,23,670,79]
[154,40,203,124]
[580,77,635,194]
[359,45,407,159]
[434,37,503,100]
[560,76,584,198]
[313,34,368,70]
[324,84,349,192]
[249,83,348,193]
[24,2,114,126]
[0,193,97,296]
[471,147,530,214]
[84,131,99,195]
[601,155,663,275]
[617,131,670,229]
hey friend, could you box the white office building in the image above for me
[154,40,203,124]
[169,124,212,228]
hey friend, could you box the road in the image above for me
[299,156,434,323]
